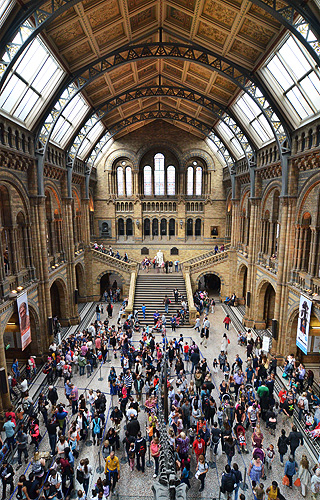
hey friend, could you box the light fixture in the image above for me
[9,290,17,299]
[180,220,183,228]
[17,286,23,291]
[7,323,16,326]
[121,161,126,166]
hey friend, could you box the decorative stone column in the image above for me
[62,197,80,325]
[244,197,260,327]
[30,195,53,353]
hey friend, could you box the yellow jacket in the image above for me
[105,455,120,473]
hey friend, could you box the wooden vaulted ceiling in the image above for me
[42,0,284,139]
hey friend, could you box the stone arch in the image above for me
[97,270,125,298]
[237,263,248,300]
[136,142,183,167]
[182,149,215,171]
[255,279,276,327]
[50,277,68,322]
[296,174,320,222]
[192,269,226,298]
[75,262,86,300]
[261,181,282,214]
[104,149,137,170]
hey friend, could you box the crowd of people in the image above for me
[3,288,320,500]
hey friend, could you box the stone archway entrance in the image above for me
[100,272,124,299]
[50,280,67,321]
[197,273,221,297]
[264,283,275,327]
[75,263,86,300]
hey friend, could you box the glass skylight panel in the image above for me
[233,94,273,145]
[267,57,293,91]
[286,88,312,119]
[0,36,64,125]
[0,0,15,27]
[206,138,226,167]
[264,35,320,122]
[278,37,311,79]
[216,122,243,158]
[51,95,89,147]
[77,122,104,159]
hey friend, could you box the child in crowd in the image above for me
[265,444,275,470]
[212,358,218,373]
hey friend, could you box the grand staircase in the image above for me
[133,271,190,327]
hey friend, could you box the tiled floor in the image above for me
[5,300,316,499]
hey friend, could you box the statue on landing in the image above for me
[155,250,164,266]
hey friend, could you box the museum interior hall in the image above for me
[1,0,320,498]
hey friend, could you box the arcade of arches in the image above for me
[0,0,320,411]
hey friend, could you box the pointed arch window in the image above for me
[126,167,132,197]
[154,153,165,195]
[117,167,124,196]
[187,167,193,196]
[144,165,152,196]
[195,166,202,196]
[167,165,175,195]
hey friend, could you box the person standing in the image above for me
[77,458,92,495]
[141,304,146,320]
[284,455,298,489]
[298,454,310,498]
[0,460,14,499]
[96,303,101,321]
[277,429,288,466]
[135,431,146,473]
[16,426,29,466]
[311,469,320,499]
[220,465,236,499]
[150,436,161,478]
[47,416,58,457]
[3,415,15,450]
[163,295,170,314]
[287,424,303,459]
[223,314,231,330]
[196,455,208,492]
[232,463,242,500]
[70,383,79,415]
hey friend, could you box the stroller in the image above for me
[234,423,249,453]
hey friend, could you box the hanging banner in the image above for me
[17,292,31,351]
[296,294,312,355]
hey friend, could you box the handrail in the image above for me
[91,247,139,272]
[125,269,137,317]
[180,244,231,267]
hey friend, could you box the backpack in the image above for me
[223,473,235,493]
[138,441,146,456]
[93,418,101,434]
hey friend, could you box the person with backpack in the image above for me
[277,429,288,466]
[16,425,29,466]
[220,464,236,499]
[163,295,171,314]
[135,431,146,473]
[232,463,242,500]
[196,454,209,492]
[92,413,101,446]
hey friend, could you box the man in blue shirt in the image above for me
[3,416,15,450]
[141,304,146,320]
